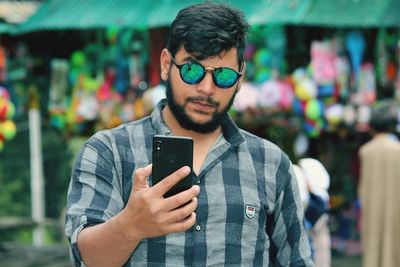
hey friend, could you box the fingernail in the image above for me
[193,185,200,194]
[181,166,190,174]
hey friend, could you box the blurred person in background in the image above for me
[64,2,313,267]
[358,100,400,267]
[297,158,331,267]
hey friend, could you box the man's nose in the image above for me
[195,71,216,96]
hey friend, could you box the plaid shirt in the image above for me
[65,99,313,267]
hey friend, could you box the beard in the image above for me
[165,79,237,134]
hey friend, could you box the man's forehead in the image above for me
[176,47,236,60]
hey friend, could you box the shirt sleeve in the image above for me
[64,134,125,266]
[267,157,314,267]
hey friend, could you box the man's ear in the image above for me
[160,48,171,81]
[236,62,246,92]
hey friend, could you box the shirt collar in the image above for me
[150,99,244,146]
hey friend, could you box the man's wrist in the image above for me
[110,208,142,244]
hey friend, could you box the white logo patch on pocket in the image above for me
[245,204,256,219]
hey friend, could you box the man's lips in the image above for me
[189,100,216,112]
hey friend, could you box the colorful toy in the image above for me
[0,120,16,140]
[305,99,324,121]
[295,78,317,101]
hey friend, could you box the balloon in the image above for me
[0,86,10,100]
[233,82,259,112]
[254,67,270,83]
[70,51,86,68]
[6,101,15,119]
[0,98,7,120]
[292,98,305,116]
[258,80,280,108]
[244,43,256,60]
[318,85,335,97]
[343,104,357,126]
[50,114,65,130]
[254,48,271,67]
[305,99,323,121]
[304,119,323,138]
[325,104,344,125]
[292,68,307,84]
[277,81,294,109]
[0,120,16,140]
[0,99,14,120]
[295,79,317,101]
[83,76,100,92]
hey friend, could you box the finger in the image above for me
[165,212,197,233]
[163,185,200,211]
[133,164,152,190]
[151,166,191,196]
[164,197,198,223]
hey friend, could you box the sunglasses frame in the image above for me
[168,51,244,89]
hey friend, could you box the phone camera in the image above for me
[155,140,162,154]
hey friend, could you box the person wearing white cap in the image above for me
[299,158,331,267]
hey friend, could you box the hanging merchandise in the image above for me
[129,30,147,90]
[0,86,16,151]
[355,105,371,132]
[264,25,287,75]
[345,31,366,91]
[48,59,69,130]
[232,81,259,112]
[351,63,376,105]
[335,56,351,100]
[310,40,336,86]
[115,29,131,95]
[96,67,123,130]
[375,29,389,87]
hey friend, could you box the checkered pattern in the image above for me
[65,99,313,267]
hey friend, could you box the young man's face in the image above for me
[160,47,243,133]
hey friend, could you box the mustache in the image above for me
[186,96,219,107]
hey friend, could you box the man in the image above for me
[65,3,313,266]
[358,100,400,267]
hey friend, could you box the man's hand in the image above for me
[119,164,200,242]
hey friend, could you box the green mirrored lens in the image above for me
[214,68,239,88]
[181,63,204,84]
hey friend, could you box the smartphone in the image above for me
[152,135,193,198]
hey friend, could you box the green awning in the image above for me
[233,0,313,25]
[0,23,15,34]
[301,0,398,28]
[16,0,163,33]
[15,0,400,34]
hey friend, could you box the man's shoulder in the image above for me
[86,116,153,147]
[238,128,282,152]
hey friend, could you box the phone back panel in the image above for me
[152,135,193,197]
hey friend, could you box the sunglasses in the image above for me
[169,52,244,89]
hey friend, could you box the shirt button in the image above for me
[196,179,201,184]
[195,224,201,231]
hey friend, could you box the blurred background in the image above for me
[2,0,400,266]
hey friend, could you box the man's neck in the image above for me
[162,105,222,175]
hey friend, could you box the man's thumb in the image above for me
[133,164,152,190]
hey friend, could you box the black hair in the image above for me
[167,2,250,67]
[369,100,398,133]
